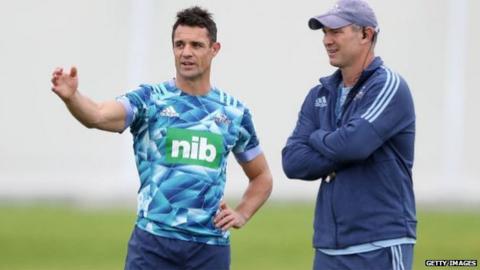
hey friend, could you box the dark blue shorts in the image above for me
[124,226,230,270]
[314,244,414,270]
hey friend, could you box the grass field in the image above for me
[0,202,479,270]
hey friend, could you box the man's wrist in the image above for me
[235,207,250,222]
[63,89,79,103]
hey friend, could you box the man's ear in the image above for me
[364,27,376,42]
[212,42,221,56]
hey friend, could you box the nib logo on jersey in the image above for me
[165,128,223,168]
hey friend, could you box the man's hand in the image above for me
[51,66,79,101]
[214,201,247,231]
[214,154,272,231]
[49,66,126,132]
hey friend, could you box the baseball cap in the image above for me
[308,0,379,31]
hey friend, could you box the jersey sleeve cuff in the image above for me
[116,96,134,132]
[234,145,262,163]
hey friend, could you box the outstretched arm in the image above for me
[51,66,126,132]
[214,153,272,230]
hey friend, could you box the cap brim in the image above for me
[308,14,351,30]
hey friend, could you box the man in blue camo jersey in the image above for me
[51,6,272,270]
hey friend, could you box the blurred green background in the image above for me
[1,202,479,270]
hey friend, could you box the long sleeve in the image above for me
[308,69,415,162]
[282,87,338,180]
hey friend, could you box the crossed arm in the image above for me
[51,66,126,132]
[282,89,339,180]
[284,76,414,180]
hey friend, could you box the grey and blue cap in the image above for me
[308,0,378,31]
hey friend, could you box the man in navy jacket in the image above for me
[282,0,416,269]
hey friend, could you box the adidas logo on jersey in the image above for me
[315,96,328,107]
[160,106,179,117]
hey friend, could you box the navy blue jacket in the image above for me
[282,57,416,249]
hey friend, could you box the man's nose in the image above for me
[323,34,333,46]
[181,45,193,57]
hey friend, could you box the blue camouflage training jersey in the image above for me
[117,79,261,245]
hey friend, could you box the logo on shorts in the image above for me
[166,128,223,168]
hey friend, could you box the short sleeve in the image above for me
[233,108,262,163]
[116,86,151,133]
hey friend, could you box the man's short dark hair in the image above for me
[172,6,217,44]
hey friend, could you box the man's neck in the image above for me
[341,53,375,87]
[175,76,211,96]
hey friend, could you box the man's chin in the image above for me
[329,59,341,68]
[329,58,339,67]
[178,71,201,80]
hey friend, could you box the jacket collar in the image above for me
[319,57,384,93]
